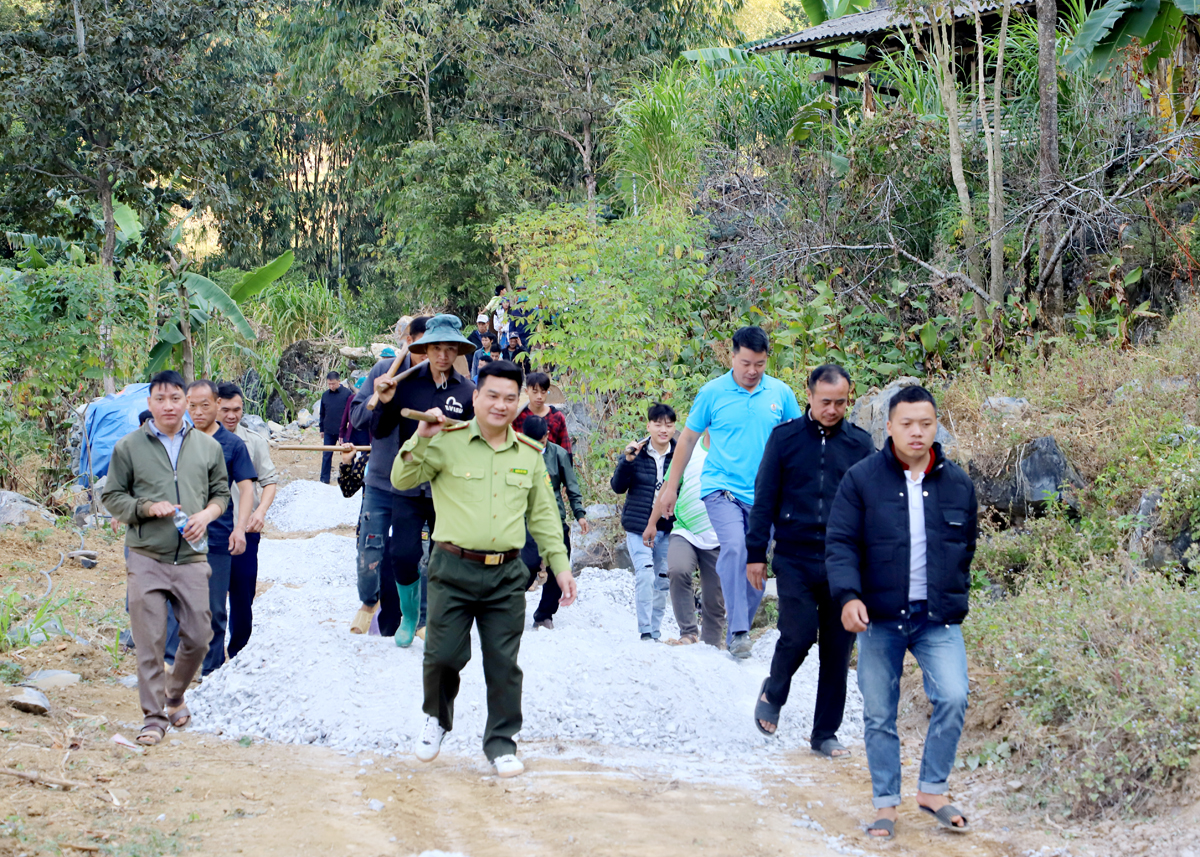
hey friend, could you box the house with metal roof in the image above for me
[752,0,1038,107]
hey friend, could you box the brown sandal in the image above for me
[167,703,191,729]
[666,634,699,646]
[136,725,165,746]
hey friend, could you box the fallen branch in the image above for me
[0,767,90,790]
[1038,143,1175,291]
[1144,195,1197,289]
[888,229,993,304]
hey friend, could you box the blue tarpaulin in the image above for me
[78,384,153,486]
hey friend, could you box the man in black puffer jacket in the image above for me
[611,403,676,641]
[826,385,977,841]
[746,365,874,756]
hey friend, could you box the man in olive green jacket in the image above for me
[103,371,230,745]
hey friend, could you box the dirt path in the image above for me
[0,509,1135,857]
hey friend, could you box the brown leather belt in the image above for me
[436,542,520,566]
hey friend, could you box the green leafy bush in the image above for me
[968,564,1200,816]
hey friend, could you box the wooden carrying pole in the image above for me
[401,408,466,428]
[275,444,372,452]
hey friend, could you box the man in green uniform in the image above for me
[391,359,577,779]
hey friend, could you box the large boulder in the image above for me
[849,376,956,456]
[241,414,270,439]
[0,491,54,526]
[266,340,342,424]
[569,505,630,571]
[971,436,1084,521]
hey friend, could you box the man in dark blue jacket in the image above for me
[826,385,977,840]
[611,403,676,641]
[746,365,874,757]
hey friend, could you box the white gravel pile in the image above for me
[190,532,863,765]
[266,480,363,532]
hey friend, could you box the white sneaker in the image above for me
[414,716,445,762]
[492,754,524,778]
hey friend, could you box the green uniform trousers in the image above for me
[423,547,527,761]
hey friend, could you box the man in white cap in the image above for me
[469,314,488,350]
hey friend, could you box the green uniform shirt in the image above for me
[391,419,570,574]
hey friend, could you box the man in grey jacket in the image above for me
[103,370,230,746]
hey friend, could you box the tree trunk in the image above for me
[932,15,985,316]
[98,178,117,394]
[71,0,85,55]
[179,282,195,383]
[977,0,1012,307]
[582,117,596,224]
[422,75,434,142]
[1037,0,1063,328]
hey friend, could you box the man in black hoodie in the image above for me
[611,403,676,641]
[826,385,977,840]
[746,364,874,757]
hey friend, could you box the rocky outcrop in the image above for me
[265,340,344,424]
[849,376,956,455]
[971,436,1084,522]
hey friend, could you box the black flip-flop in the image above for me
[920,803,970,833]
[866,818,895,840]
[753,678,780,736]
[812,738,852,759]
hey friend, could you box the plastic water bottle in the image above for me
[173,508,208,552]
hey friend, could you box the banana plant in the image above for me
[798,0,873,27]
[1064,0,1196,76]
[147,248,294,380]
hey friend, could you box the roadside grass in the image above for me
[967,561,1200,818]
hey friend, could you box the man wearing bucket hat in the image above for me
[367,314,477,647]
[349,316,430,638]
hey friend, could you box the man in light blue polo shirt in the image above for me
[660,326,801,658]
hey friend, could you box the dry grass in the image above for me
[938,309,1200,512]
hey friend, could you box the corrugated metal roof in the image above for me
[754,0,1034,53]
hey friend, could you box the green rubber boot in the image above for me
[395,581,420,648]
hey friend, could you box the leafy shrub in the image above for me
[967,564,1200,816]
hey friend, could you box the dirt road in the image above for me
[0,488,1120,857]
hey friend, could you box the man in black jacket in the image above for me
[319,372,353,484]
[746,365,874,757]
[356,315,477,648]
[611,403,676,641]
[826,385,977,840]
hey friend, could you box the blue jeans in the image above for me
[702,491,764,645]
[856,602,969,808]
[625,531,669,638]
[165,551,232,675]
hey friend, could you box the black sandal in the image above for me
[753,678,780,736]
[866,818,895,840]
[920,803,969,833]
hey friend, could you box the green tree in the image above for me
[379,123,539,314]
[0,0,273,388]
[470,0,663,220]
[341,0,479,142]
